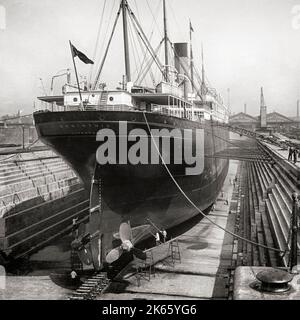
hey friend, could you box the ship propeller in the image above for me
[105,222,146,264]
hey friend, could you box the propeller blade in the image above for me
[77,246,92,265]
[132,247,147,260]
[119,222,132,242]
[106,247,123,264]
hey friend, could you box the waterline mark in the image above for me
[96,121,204,175]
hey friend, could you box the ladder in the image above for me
[100,91,108,106]
[163,239,181,266]
[134,250,155,287]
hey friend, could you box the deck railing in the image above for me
[37,102,210,123]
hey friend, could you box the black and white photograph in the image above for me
[0,0,300,307]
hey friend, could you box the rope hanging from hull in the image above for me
[142,111,285,254]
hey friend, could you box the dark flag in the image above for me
[70,43,94,64]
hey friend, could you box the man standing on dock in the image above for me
[161,229,167,243]
[288,145,293,161]
[293,148,298,164]
[155,232,161,246]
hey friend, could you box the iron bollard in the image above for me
[289,192,299,271]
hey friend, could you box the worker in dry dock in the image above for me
[293,148,298,164]
[72,218,78,238]
[155,232,161,246]
[161,229,167,243]
[288,145,293,161]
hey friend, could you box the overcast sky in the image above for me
[1,0,300,116]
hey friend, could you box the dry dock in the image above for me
[232,137,300,300]
[101,160,238,300]
[0,160,239,300]
[2,135,300,300]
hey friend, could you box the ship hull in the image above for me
[34,110,229,267]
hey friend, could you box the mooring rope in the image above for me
[142,112,285,254]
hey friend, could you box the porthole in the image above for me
[73,97,78,102]
[109,96,114,101]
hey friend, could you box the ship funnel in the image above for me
[174,43,189,75]
[174,42,191,97]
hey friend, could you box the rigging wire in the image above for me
[133,0,141,21]
[129,20,156,88]
[146,0,163,38]
[98,0,117,58]
[93,2,122,90]
[131,16,160,87]
[145,0,165,84]
[125,0,162,86]
[134,29,156,86]
[136,41,163,86]
[92,0,117,86]
[88,0,108,85]
[126,6,165,81]
[131,5,159,86]
[127,16,141,82]
[167,0,186,46]
[131,0,150,84]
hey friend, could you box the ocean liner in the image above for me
[33,0,229,270]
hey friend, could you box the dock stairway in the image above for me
[0,149,89,260]
[258,142,300,268]
[232,139,300,269]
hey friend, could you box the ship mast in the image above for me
[189,20,194,94]
[201,43,206,98]
[163,0,169,82]
[121,0,131,83]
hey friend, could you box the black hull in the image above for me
[34,110,229,267]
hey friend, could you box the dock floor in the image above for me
[0,275,72,300]
[0,161,238,300]
[263,141,300,167]
[102,161,238,300]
